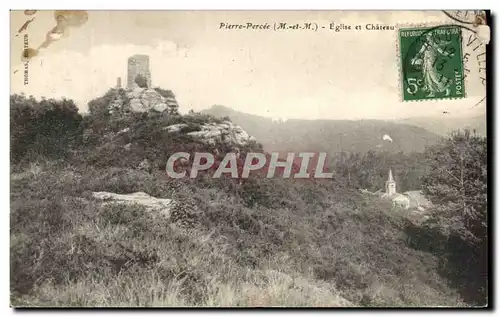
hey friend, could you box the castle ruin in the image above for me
[127,54,152,89]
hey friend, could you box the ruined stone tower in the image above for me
[127,54,151,89]
[385,169,396,196]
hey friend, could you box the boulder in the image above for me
[152,103,168,112]
[165,96,179,108]
[186,121,254,147]
[130,98,147,112]
[163,123,189,133]
[142,89,167,112]
[122,88,172,113]
[126,87,145,99]
[92,191,173,218]
[105,87,180,114]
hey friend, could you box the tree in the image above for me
[421,129,487,305]
[87,89,114,117]
[10,94,83,163]
[134,74,149,88]
[422,129,487,243]
[334,150,428,192]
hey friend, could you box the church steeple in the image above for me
[385,169,396,195]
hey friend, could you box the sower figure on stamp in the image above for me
[410,32,454,98]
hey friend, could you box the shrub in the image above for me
[134,74,149,88]
[420,129,488,306]
[10,94,83,163]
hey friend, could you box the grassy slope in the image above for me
[11,164,463,307]
[10,112,464,307]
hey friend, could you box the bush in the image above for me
[135,74,149,89]
[419,129,488,306]
[10,94,83,163]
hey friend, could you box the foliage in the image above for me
[419,129,488,305]
[334,150,429,192]
[154,88,176,99]
[134,74,149,88]
[10,94,83,163]
[87,89,114,117]
[422,129,487,243]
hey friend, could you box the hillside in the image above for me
[10,91,484,307]
[398,114,487,137]
[203,105,441,155]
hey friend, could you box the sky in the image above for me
[10,10,487,120]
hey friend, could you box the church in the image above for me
[364,169,432,211]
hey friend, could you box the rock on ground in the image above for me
[163,123,188,133]
[92,191,173,218]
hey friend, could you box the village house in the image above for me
[361,169,432,211]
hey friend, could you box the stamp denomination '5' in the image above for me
[399,25,465,101]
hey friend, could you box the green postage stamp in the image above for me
[398,25,465,101]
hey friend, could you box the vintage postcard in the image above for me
[10,10,489,308]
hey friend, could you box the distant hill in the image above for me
[203,105,441,155]
[397,114,487,136]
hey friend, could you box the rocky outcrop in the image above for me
[125,88,168,112]
[92,191,173,218]
[163,121,255,147]
[108,87,178,113]
[163,123,188,133]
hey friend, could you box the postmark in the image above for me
[398,25,465,101]
[442,10,487,26]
